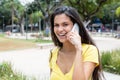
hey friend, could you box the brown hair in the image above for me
[50,6,104,80]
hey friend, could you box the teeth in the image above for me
[59,33,66,36]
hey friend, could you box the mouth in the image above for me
[57,33,67,39]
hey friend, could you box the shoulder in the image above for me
[50,47,59,55]
[82,44,99,60]
[82,44,99,65]
[49,47,59,68]
[82,44,97,49]
[82,44,98,53]
[49,47,59,61]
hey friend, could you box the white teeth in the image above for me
[59,34,65,36]
[59,34,64,36]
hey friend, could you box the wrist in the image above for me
[76,47,82,53]
[75,44,82,49]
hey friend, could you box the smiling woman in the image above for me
[49,6,105,80]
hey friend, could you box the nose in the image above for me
[57,26,64,31]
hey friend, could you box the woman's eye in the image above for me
[63,24,68,27]
[54,24,59,27]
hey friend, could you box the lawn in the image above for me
[0,37,36,52]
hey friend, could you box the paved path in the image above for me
[93,37,120,52]
[0,48,51,79]
[0,37,120,80]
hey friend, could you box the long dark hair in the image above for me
[50,6,104,80]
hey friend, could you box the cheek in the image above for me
[66,26,73,32]
[69,27,72,32]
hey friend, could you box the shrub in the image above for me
[0,62,27,80]
[101,49,120,74]
[111,49,120,74]
[101,51,112,66]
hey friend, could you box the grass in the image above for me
[0,62,27,80]
[0,37,36,52]
[0,61,49,80]
[0,62,37,80]
[101,49,120,74]
[0,33,52,52]
[35,38,52,43]
[101,51,112,66]
[0,33,5,37]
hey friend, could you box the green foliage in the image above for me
[101,49,120,74]
[63,0,108,20]
[116,7,120,17]
[29,11,43,23]
[100,1,120,24]
[0,34,5,37]
[63,0,120,22]
[0,62,27,80]
[0,0,24,25]
[101,51,112,66]
[111,49,120,74]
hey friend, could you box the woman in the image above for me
[49,6,104,80]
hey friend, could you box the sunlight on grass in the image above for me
[0,37,36,52]
[0,35,53,52]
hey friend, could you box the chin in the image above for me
[59,39,68,43]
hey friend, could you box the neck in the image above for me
[61,41,76,54]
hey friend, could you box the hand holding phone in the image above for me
[68,23,81,46]
[71,23,79,33]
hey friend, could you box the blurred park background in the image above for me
[0,0,120,38]
[0,0,120,80]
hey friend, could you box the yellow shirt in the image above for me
[49,44,99,80]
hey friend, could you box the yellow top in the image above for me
[49,44,99,80]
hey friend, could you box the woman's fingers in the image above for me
[67,31,81,45]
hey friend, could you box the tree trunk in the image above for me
[20,18,25,35]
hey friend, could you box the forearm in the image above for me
[72,49,86,80]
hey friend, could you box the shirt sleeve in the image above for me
[82,45,99,66]
[49,47,58,69]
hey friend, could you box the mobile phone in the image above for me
[71,23,79,33]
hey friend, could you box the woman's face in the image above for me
[54,14,73,43]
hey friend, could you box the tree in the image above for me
[0,0,25,34]
[26,0,64,29]
[101,1,120,24]
[116,7,120,17]
[63,0,107,26]
[29,11,43,32]
[64,0,120,27]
